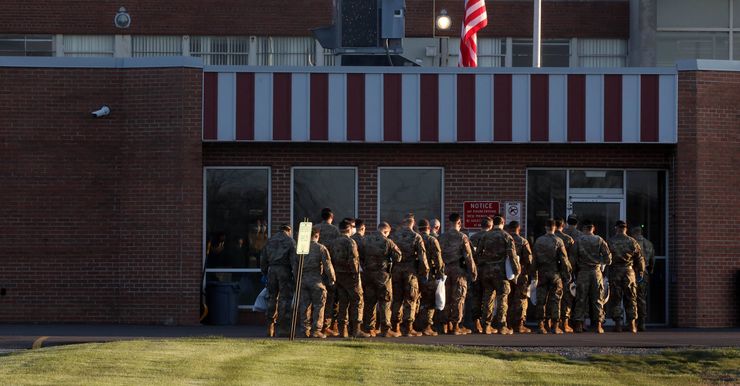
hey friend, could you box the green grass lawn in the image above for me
[0,339,737,385]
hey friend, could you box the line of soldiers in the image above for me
[260,208,655,338]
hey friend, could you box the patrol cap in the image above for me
[508,220,520,229]
[279,224,292,232]
[418,219,430,230]
[582,219,594,229]
[338,220,352,231]
[615,220,627,228]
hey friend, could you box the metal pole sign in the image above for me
[289,220,312,341]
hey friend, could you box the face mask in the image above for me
[350,227,357,236]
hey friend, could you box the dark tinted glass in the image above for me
[569,170,624,189]
[647,259,667,324]
[205,169,269,269]
[526,170,566,242]
[293,168,356,229]
[206,272,263,307]
[627,170,666,256]
[379,168,442,230]
[513,39,570,67]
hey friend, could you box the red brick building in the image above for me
[0,1,738,328]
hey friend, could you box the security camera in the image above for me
[91,105,111,118]
[114,7,131,29]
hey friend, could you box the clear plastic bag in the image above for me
[253,287,268,312]
[435,275,447,311]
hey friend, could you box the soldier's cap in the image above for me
[403,213,415,221]
[280,224,292,232]
[418,219,430,229]
[567,214,578,221]
[615,220,627,228]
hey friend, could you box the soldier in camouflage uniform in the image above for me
[554,218,576,333]
[571,220,611,334]
[506,221,533,334]
[292,226,336,338]
[316,208,341,337]
[468,217,493,334]
[532,219,571,334]
[439,213,477,335]
[390,214,429,337]
[329,220,370,338]
[563,214,583,240]
[431,219,442,238]
[631,226,655,332]
[474,215,518,335]
[607,220,645,333]
[416,219,445,336]
[260,224,296,337]
[360,222,402,337]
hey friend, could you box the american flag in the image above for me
[458,0,488,67]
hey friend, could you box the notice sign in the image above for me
[296,221,313,255]
[463,201,500,229]
[504,201,522,224]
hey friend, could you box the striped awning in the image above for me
[203,67,677,144]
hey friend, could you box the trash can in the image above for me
[206,281,240,325]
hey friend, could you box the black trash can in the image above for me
[206,281,240,325]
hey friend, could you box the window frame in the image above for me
[202,166,271,309]
[656,0,737,61]
[290,166,359,229]
[376,166,445,232]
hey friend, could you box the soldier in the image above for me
[631,226,655,332]
[468,217,493,334]
[475,215,518,335]
[390,213,429,337]
[506,221,533,334]
[316,208,341,337]
[292,226,336,338]
[607,220,645,333]
[360,222,402,337]
[329,220,370,338]
[554,218,576,334]
[563,214,583,240]
[571,220,611,334]
[532,219,571,334]
[431,219,442,238]
[416,219,445,336]
[260,224,296,337]
[352,219,366,244]
[438,213,477,335]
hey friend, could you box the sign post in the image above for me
[290,220,312,341]
[463,201,500,229]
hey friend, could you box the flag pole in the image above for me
[533,0,541,67]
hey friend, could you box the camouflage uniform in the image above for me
[571,234,611,324]
[563,225,583,241]
[260,231,296,333]
[359,231,402,332]
[507,233,533,325]
[467,231,487,326]
[418,232,445,330]
[474,229,518,330]
[291,241,335,334]
[607,233,645,323]
[532,233,571,321]
[634,234,655,330]
[390,228,429,326]
[329,234,364,328]
[316,222,340,330]
[352,232,371,328]
[554,230,576,322]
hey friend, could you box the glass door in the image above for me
[569,199,624,239]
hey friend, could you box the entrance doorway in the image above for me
[569,199,624,239]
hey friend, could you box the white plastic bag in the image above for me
[435,275,447,311]
[505,259,516,281]
[253,287,268,312]
[528,279,538,305]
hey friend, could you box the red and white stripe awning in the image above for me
[203,67,677,144]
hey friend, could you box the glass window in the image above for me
[206,272,263,307]
[63,35,114,57]
[191,36,249,65]
[258,36,315,66]
[578,39,627,67]
[658,0,729,28]
[378,168,443,230]
[293,168,356,229]
[656,31,730,66]
[205,168,269,270]
[526,170,567,241]
[477,38,505,67]
[0,34,53,56]
[734,33,740,60]
[627,171,666,256]
[513,39,570,67]
[133,35,182,57]
[569,170,624,194]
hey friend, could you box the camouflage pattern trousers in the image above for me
[637,273,650,328]
[560,272,575,321]
[391,268,420,324]
[418,275,440,329]
[335,272,364,325]
[363,270,393,331]
[443,269,468,324]
[266,265,294,332]
[572,268,605,323]
[479,262,510,326]
[535,270,563,321]
[322,280,338,330]
[607,266,638,322]
[298,277,327,332]
[507,274,530,323]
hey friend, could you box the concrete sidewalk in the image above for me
[1,324,739,350]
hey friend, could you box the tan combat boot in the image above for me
[339,324,349,338]
[572,320,584,333]
[403,321,423,337]
[452,323,464,335]
[516,319,531,334]
[628,319,637,334]
[421,325,438,336]
[613,319,623,333]
[474,319,484,334]
[331,320,340,334]
[596,322,605,334]
[552,319,563,334]
[322,324,339,337]
[537,320,548,334]
[498,324,514,335]
[441,322,449,335]
[459,324,472,335]
[267,322,275,337]
[381,325,400,338]
[484,324,498,335]
[312,330,327,339]
[352,322,371,338]
[562,319,574,333]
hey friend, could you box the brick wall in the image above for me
[0,66,203,324]
[674,70,740,327]
[0,1,628,39]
